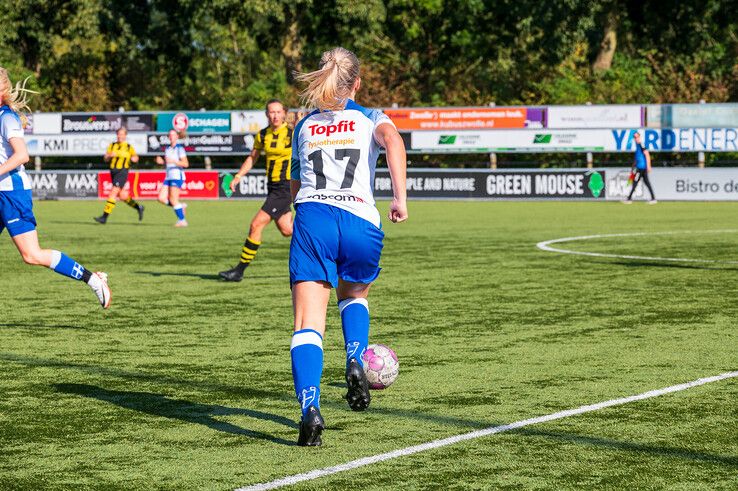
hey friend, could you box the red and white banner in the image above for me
[98,170,220,199]
[383,107,544,130]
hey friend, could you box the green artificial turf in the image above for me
[0,200,736,490]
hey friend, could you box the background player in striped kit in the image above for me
[94,127,144,224]
[155,130,189,227]
[0,67,111,308]
[288,47,408,446]
[219,99,294,282]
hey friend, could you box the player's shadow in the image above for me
[135,270,221,280]
[54,383,297,446]
[591,259,738,271]
[515,428,738,467]
[0,322,85,330]
[49,221,160,227]
[135,270,284,281]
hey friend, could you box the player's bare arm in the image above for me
[375,122,408,223]
[231,148,261,192]
[0,136,29,175]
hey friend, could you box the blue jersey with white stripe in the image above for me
[290,100,395,227]
[0,105,31,192]
[164,144,187,181]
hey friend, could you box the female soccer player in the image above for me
[219,99,293,282]
[0,68,111,308]
[288,47,407,446]
[155,129,189,226]
[94,127,144,224]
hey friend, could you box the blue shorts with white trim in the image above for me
[289,202,384,288]
[163,179,184,189]
[0,190,37,237]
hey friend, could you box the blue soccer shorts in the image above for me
[0,190,37,237]
[162,179,184,189]
[289,202,384,288]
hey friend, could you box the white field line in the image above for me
[536,229,738,264]
[236,371,738,491]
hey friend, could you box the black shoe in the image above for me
[297,406,324,446]
[218,265,244,282]
[345,358,371,411]
[93,215,107,224]
[137,205,145,221]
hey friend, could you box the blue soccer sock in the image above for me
[290,329,323,417]
[339,298,370,368]
[173,204,185,220]
[49,250,91,282]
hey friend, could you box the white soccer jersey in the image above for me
[164,144,187,181]
[291,100,395,227]
[0,106,31,192]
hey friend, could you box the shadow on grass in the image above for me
[592,259,738,271]
[54,383,297,446]
[0,322,85,330]
[135,270,221,280]
[49,220,160,227]
[135,270,284,281]
[6,353,738,466]
[515,428,738,467]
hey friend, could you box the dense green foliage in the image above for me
[0,200,736,489]
[1,0,736,111]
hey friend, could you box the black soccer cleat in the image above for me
[93,215,107,224]
[297,406,325,446]
[218,265,244,282]
[137,204,145,221]
[345,358,371,411]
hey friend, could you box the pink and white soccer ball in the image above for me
[362,343,399,389]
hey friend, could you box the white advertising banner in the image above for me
[26,133,148,156]
[605,167,738,201]
[29,113,62,134]
[411,130,614,152]
[647,103,738,128]
[411,128,738,153]
[230,111,268,133]
[547,105,642,129]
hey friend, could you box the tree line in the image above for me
[1,0,736,112]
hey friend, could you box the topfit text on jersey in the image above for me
[309,120,356,137]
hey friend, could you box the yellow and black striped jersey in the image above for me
[107,142,137,170]
[253,123,292,183]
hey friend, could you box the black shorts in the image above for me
[110,169,129,188]
[261,182,292,219]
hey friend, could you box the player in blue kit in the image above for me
[288,47,408,446]
[0,68,111,308]
[156,130,189,226]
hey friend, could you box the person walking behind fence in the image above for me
[624,131,657,204]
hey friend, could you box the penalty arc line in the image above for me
[236,371,738,491]
[536,229,738,264]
